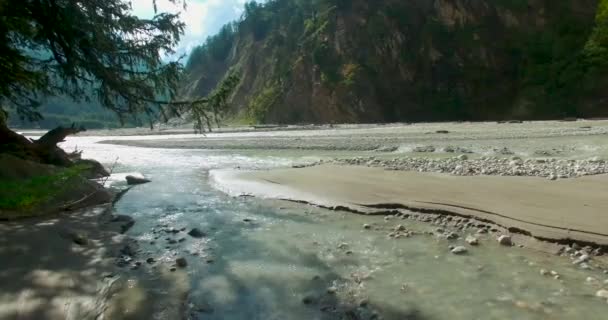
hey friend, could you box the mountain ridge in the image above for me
[183,0,608,124]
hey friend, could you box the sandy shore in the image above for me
[0,204,188,320]
[213,165,608,246]
[0,206,124,319]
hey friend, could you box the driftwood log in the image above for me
[0,122,98,170]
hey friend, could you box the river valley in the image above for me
[42,121,608,319]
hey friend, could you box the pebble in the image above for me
[302,295,316,305]
[363,224,371,229]
[596,289,608,299]
[573,254,590,265]
[446,232,459,240]
[176,257,188,268]
[465,235,479,245]
[540,269,549,276]
[146,257,155,264]
[187,228,206,238]
[359,299,369,307]
[327,286,337,294]
[497,235,512,246]
[451,246,468,254]
[586,277,598,284]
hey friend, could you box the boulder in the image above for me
[126,175,151,185]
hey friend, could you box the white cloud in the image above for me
[130,0,254,61]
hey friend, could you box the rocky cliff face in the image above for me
[182,0,608,124]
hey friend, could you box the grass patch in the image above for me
[0,165,91,214]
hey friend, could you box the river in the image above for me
[56,132,608,320]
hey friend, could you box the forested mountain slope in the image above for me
[183,0,608,124]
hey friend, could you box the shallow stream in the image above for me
[57,134,608,320]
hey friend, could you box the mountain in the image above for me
[8,97,130,129]
[182,0,608,124]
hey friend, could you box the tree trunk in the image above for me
[36,123,85,147]
[0,123,83,167]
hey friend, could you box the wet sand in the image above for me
[213,165,608,246]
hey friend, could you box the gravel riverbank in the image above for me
[329,156,608,179]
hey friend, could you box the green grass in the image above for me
[0,165,90,214]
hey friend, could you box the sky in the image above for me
[131,0,253,61]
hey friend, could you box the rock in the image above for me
[337,243,349,249]
[586,277,598,284]
[302,295,317,305]
[596,289,608,299]
[75,159,110,179]
[187,228,206,238]
[176,257,188,268]
[126,175,151,185]
[573,254,590,265]
[592,248,604,256]
[72,233,88,246]
[457,154,468,161]
[540,269,549,276]
[111,215,135,234]
[375,146,398,152]
[363,224,372,229]
[394,224,406,231]
[436,130,450,134]
[446,232,459,240]
[60,229,88,245]
[451,246,468,254]
[327,286,337,294]
[120,244,135,257]
[359,299,369,307]
[413,146,436,153]
[146,257,155,264]
[465,235,479,245]
[497,235,512,246]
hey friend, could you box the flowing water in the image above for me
[54,133,608,320]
